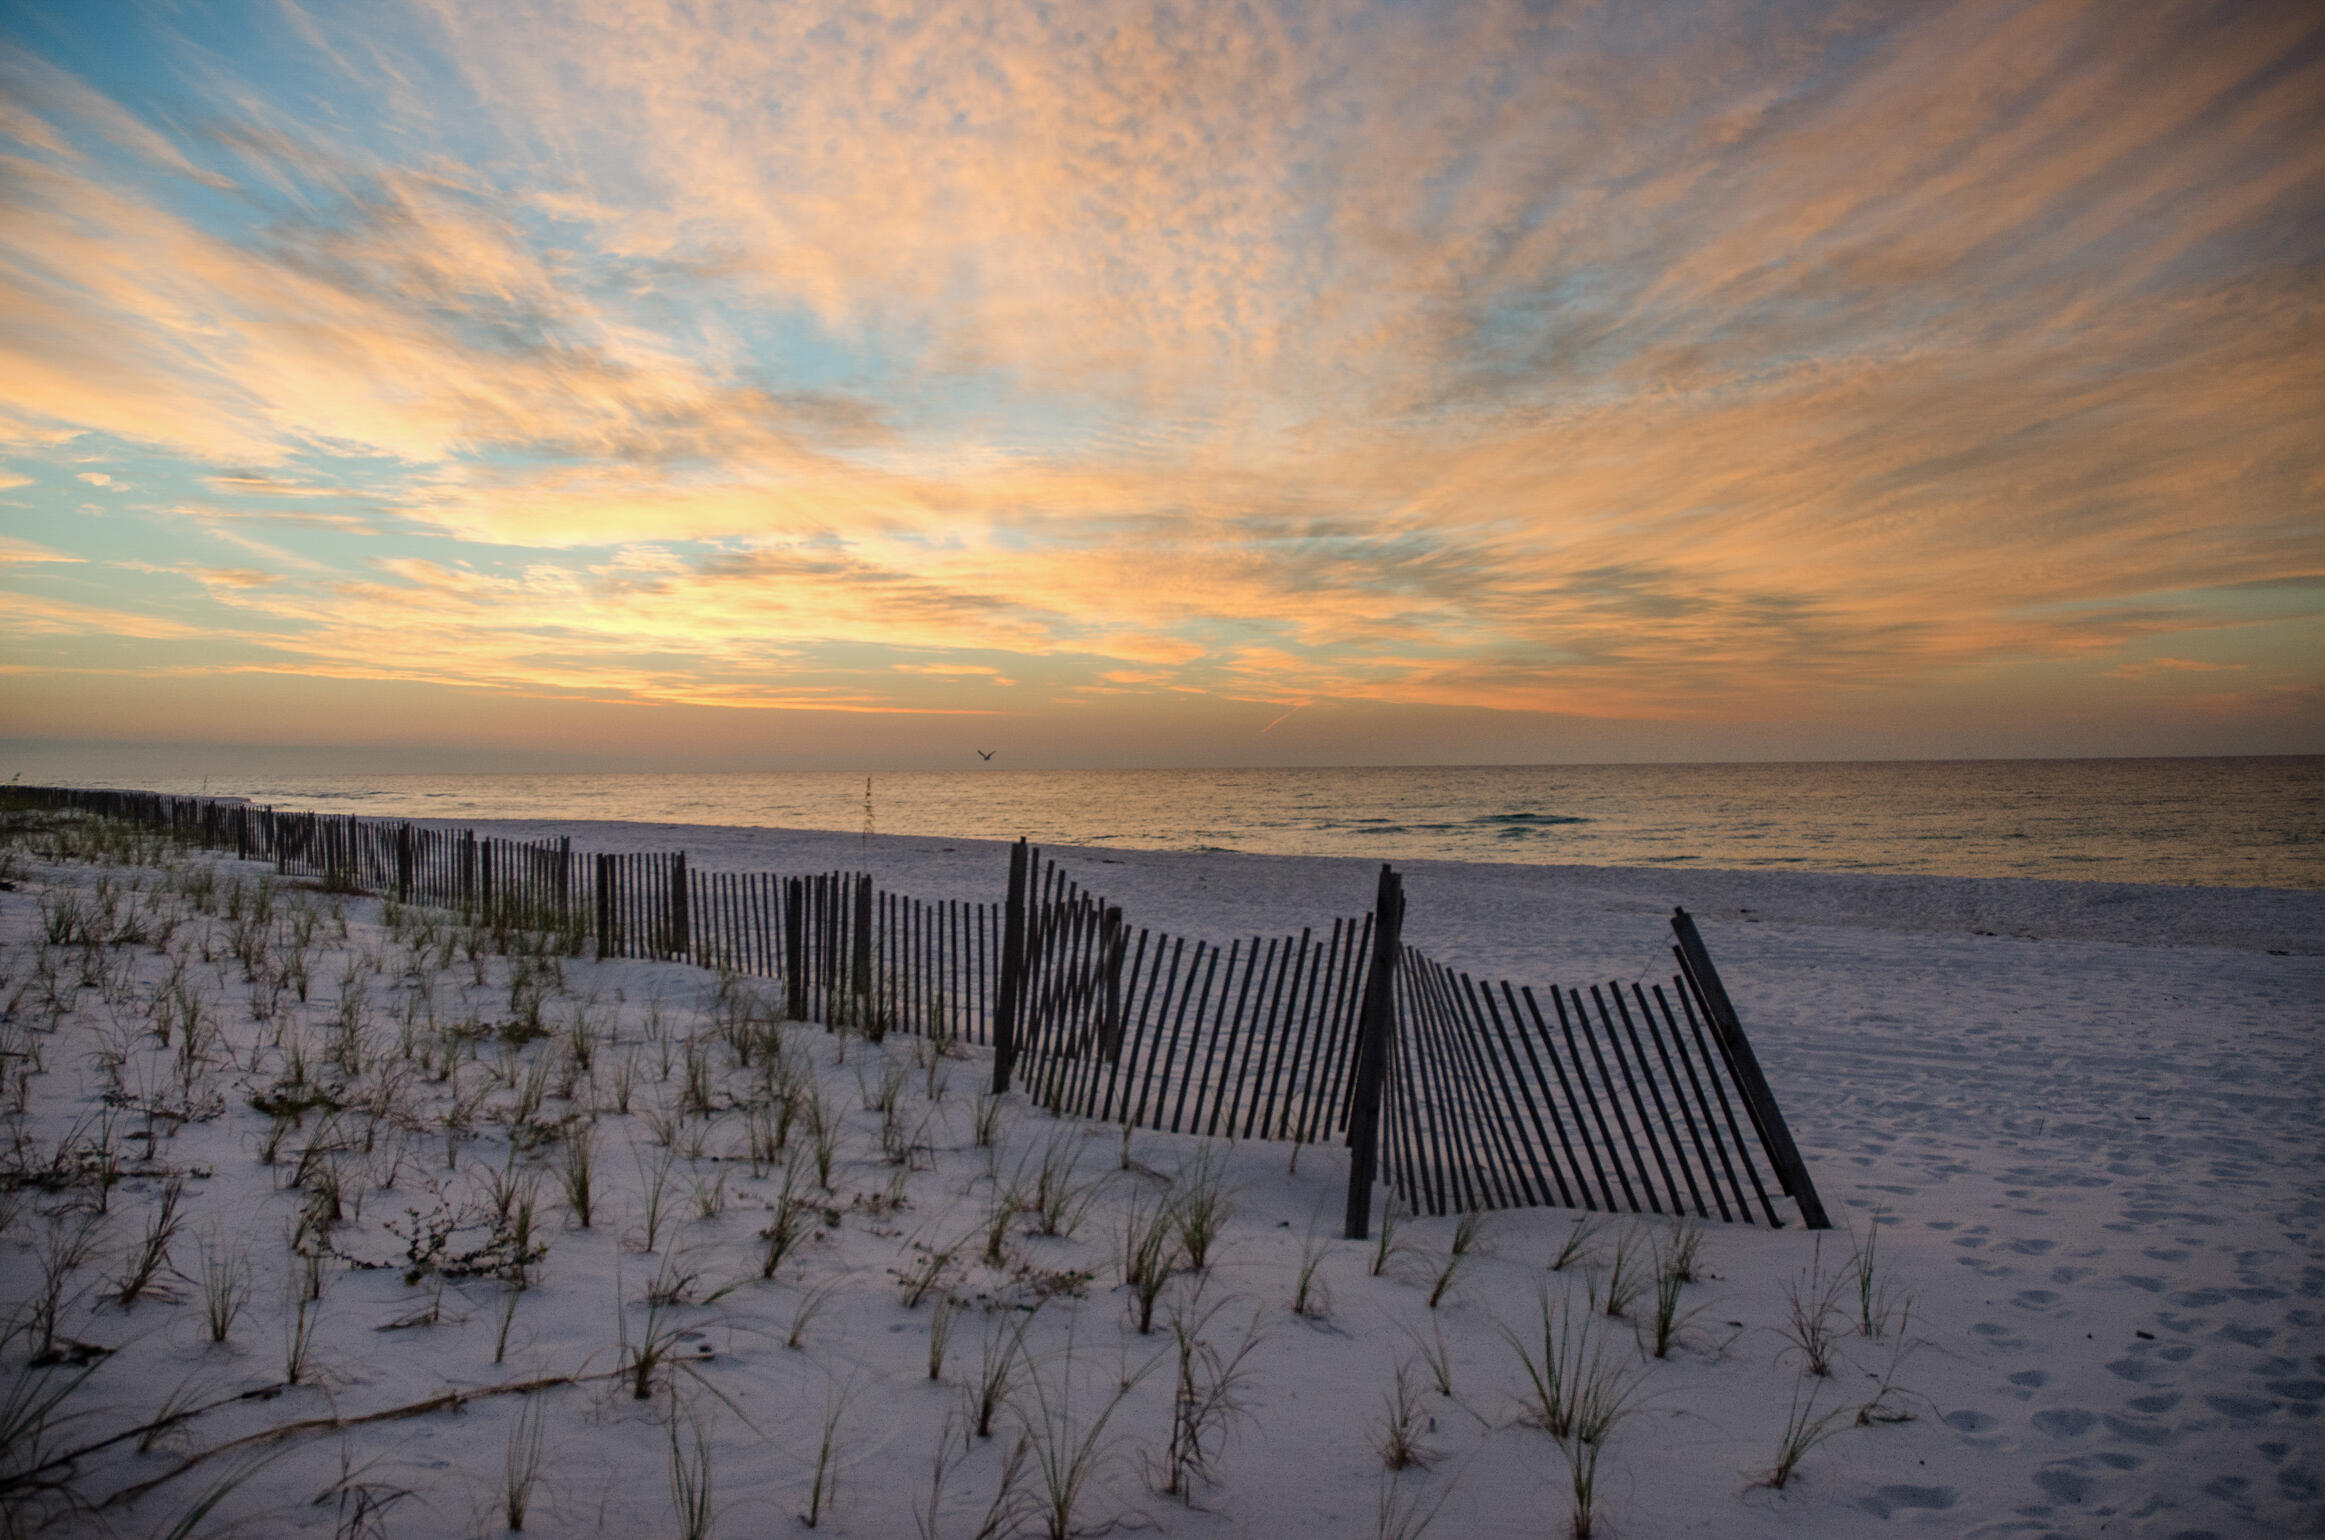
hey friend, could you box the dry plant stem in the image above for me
[1784,1238,1846,1377]
[1400,1317,1455,1399]
[494,1280,524,1366]
[913,1405,1022,1540]
[1159,1299,1265,1501]
[1018,1332,1154,1540]
[900,1239,955,1308]
[1762,1379,1852,1489]
[1857,1300,1918,1425]
[759,1199,808,1281]
[0,1357,106,1502]
[971,1307,1039,1438]
[1370,1198,1414,1278]
[1172,1147,1235,1271]
[1503,1286,1639,1443]
[114,1174,186,1307]
[504,1395,547,1532]
[1374,1360,1431,1470]
[670,1398,716,1540]
[1120,1192,1179,1335]
[196,1231,250,1345]
[928,1293,960,1381]
[1563,1433,1604,1540]
[1550,1215,1601,1273]
[1033,1135,1106,1238]
[1371,1469,1448,1540]
[787,1278,842,1351]
[102,1373,616,1508]
[801,1377,851,1528]
[1292,1218,1333,1321]
[1851,1211,1900,1337]
[31,1208,105,1356]
[281,1285,319,1386]
[1595,1228,1645,1319]
[151,1446,291,1540]
[1648,1225,1704,1359]
[983,1171,1027,1267]
[1660,1216,1702,1283]
[972,1090,1006,1148]
[808,1086,841,1188]
[914,1412,963,1540]
[558,1122,596,1227]
[1426,1239,1473,1310]
[635,1143,676,1253]
[135,1375,214,1456]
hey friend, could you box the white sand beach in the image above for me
[2,813,2318,1538]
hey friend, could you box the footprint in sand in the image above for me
[1941,1409,2006,1447]
[1853,1484,1959,1519]
[2102,1411,2181,1446]
[2264,1375,2323,1417]
[1973,1321,2029,1350]
[2169,1287,2230,1307]
[2204,1394,2274,1422]
[2033,1408,2096,1438]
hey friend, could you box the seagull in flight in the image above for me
[976,749,994,761]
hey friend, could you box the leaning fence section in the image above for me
[1005,854,1380,1151]
[6,788,1827,1230]
[1383,953,1783,1225]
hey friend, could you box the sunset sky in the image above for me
[2,0,2319,770]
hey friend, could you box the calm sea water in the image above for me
[21,757,2320,889]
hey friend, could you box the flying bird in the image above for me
[976,749,994,761]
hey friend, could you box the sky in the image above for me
[1,0,2320,772]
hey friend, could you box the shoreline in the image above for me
[444,814,2325,963]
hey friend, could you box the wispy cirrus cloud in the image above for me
[0,0,2318,758]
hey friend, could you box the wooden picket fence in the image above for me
[6,787,1828,1231]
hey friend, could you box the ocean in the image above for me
[16,755,2319,890]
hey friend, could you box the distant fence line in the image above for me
[6,785,1829,1233]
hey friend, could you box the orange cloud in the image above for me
[0,0,2316,748]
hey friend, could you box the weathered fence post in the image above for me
[1097,904,1126,1061]
[784,877,807,1020]
[594,854,613,957]
[852,873,875,1017]
[993,839,1031,1093]
[395,824,414,903]
[1669,907,1829,1229]
[1344,864,1406,1240]
[668,852,689,960]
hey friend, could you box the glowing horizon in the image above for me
[2,0,2319,770]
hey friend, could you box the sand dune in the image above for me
[1,813,2316,1537]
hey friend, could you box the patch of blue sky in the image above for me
[12,3,479,187]
[6,433,477,592]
